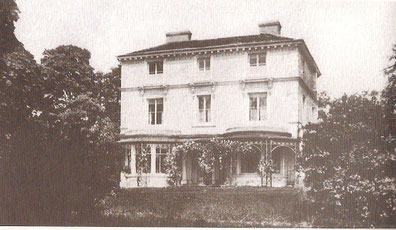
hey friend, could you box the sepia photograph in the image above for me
[0,0,395,228]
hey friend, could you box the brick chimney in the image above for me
[258,21,282,36]
[166,30,192,43]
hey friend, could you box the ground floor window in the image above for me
[136,144,151,173]
[155,145,169,173]
[241,152,260,173]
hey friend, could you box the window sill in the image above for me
[248,120,267,124]
[192,124,216,128]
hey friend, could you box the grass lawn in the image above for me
[97,186,312,227]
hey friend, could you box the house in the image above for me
[117,21,320,188]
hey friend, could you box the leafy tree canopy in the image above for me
[299,92,395,227]
[0,0,20,59]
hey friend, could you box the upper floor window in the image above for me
[249,93,267,121]
[198,57,210,71]
[148,98,163,125]
[198,95,211,123]
[155,145,169,174]
[249,53,266,67]
[148,61,163,75]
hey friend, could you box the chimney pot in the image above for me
[258,21,282,36]
[166,30,192,43]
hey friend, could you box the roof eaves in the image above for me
[297,40,321,77]
[117,39,299,59]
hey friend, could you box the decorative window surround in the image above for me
[138,85,169,96]
[239,77,273,94]
[188,81,215,94]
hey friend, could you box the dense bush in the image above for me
[299,92,395,227]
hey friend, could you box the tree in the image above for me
[94,67,121,126]
[299,92,395,227]
[37,46,121,223]
[384,44,396,137]
[0,45,48,224]
[0,0,20,62]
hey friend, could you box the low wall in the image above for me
[120,172,169,188]
[230,173,287,187]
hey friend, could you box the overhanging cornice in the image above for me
[118,40,301,60]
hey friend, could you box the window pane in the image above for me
[259,108,266,120]
[150,112,155,125]
[199,109,205,122]
[249,55,257,66]
[156,112,162,124]
[199,59,204,70]
[145,155,151,173]
[249,97,257,108]
[160,155,166,173]
[259,96,267,120]
[258,53,266,66]
[259,96,267,107]
[206,109,211,122]
[205,96,211,109]
[198,96,204,109]
[205,59,210,70]
[148,103,155,112]
[149,63,155,74]
[157,103,163,113]
[157,61,163,74]
[249,108,257,121]
[156,155,160,173]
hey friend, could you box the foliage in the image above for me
[165,139,256,186]
[40,45,95,113]
[0,45,47,224]
[0,42,122,224]
[257,158,274,187]
[98,187,308,227]
[165,141,201,186]
[384,44,396,137]
[134,144,152,186]
[299,92,396,227]
[0,0,20,63]
[94,67,121,125]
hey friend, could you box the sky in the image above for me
[15,0,396,97]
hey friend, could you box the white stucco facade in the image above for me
[118,22,320,188]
